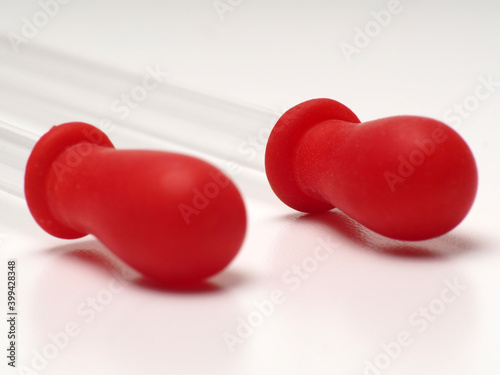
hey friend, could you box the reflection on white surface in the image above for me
[9,205,481,375]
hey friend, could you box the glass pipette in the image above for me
[0,40,282,199]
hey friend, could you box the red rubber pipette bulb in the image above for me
[25,122,246,285]
[265,99,478,241]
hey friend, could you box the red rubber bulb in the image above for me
[25,122,246,286]
[265,99,478,241]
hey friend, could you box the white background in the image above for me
[1,0,500,374]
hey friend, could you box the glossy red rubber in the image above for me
[25,122,247,285]
[265,99,478,241]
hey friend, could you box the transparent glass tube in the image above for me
[0,120,37,198]
[0,40,281,199]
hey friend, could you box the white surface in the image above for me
[1,1,500,374]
